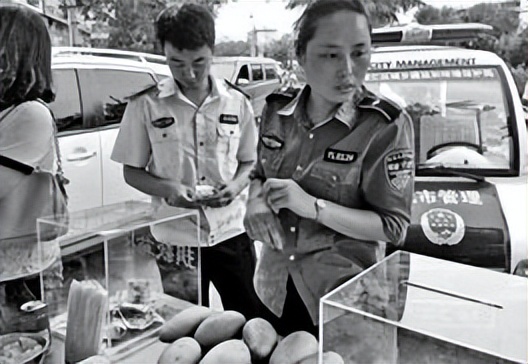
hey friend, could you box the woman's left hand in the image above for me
[263,178,316,219]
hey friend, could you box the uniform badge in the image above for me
[384,150,413,191]
[421,208,465,246]
[151,117,175,128]
[220,114,239,124]
[324,148,357,164]
[261,135,283,149]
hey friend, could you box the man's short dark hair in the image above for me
[156,3,215,51]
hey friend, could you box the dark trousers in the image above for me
[272,275,318,337]
[200,233,274,321]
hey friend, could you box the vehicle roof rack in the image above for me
[371,22,493,45]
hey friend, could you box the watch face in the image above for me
[316,199,326,208]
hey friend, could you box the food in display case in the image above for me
[0,238,60,283]
[126,279,150,304]
[0,332,49,364]
[110,303,162,331]
[64,279,108,364]
[38,201,201,361]
[320,251,528,364]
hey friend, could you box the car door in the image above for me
[75,68,155,206]
[49,68,103,212]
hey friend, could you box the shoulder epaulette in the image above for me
[265,87,300,103]
[224,79,251,100]
[125,83,159,100]
[359,94,402,122]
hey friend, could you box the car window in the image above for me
[77,69,156,127]
[49,69,83,133]
[265,64,279,80]
[251,64,264,82]
[365,67,512,172]
[236,65,250,84]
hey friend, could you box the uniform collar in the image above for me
[277,85,367,129]
[157,76,229,100]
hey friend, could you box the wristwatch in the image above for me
[314,198,326,222]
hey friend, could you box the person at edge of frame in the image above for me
[0,2,64,333]
[244,0,415,336]
[111,2,273,321]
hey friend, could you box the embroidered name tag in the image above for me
[261,135,283,149]
[220,114,239,124]
[151,117,175,128]
[324,148,357,163]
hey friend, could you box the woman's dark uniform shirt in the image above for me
[252,85,415,323]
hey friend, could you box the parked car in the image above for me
[53,48,283,120]
[50,54,170,212]
[210,56,283,119]
[52,46,168,76]
[365,23,527,276]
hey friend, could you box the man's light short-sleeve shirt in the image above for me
[112,76,256,183]
[111,77,257,243]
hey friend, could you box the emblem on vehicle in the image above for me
[421,208,465,246]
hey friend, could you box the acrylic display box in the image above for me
[0,220,56,363]
[320,251,527,364]
[36,200,200,361]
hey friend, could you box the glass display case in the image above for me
[37,200,200,362]
[320,251,527,364]
[0,227,53,364]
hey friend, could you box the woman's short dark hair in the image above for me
[156,3,215,51]
[0,3,54,110]
[294,0,372,59]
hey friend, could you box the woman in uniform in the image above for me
[244,0,415,336]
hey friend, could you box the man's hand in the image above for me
[198,181,242,208]
[244,196,286,250]
[263,178,316,219]
[165,183,201,208]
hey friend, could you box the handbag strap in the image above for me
[34,99,67,183]
[0,155,35,174]
[0,100,66,184]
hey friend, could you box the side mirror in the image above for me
[236,78,249,86]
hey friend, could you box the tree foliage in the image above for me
[263,33,294,64]
[75,0,226,53]
[415,2,526,67]
[286,0,424,26]
[414,5,463,25]
[215,40,251,56]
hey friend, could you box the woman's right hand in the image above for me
[244,195,286,250]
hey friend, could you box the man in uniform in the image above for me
[111,3,265,319]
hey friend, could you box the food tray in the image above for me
[0,331,50,364]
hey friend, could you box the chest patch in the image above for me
[220,114,239,124]
[324,148,357,164]
[151,117,175,128]
[385,149,414,191]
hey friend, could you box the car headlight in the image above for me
[513,259,528,277]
